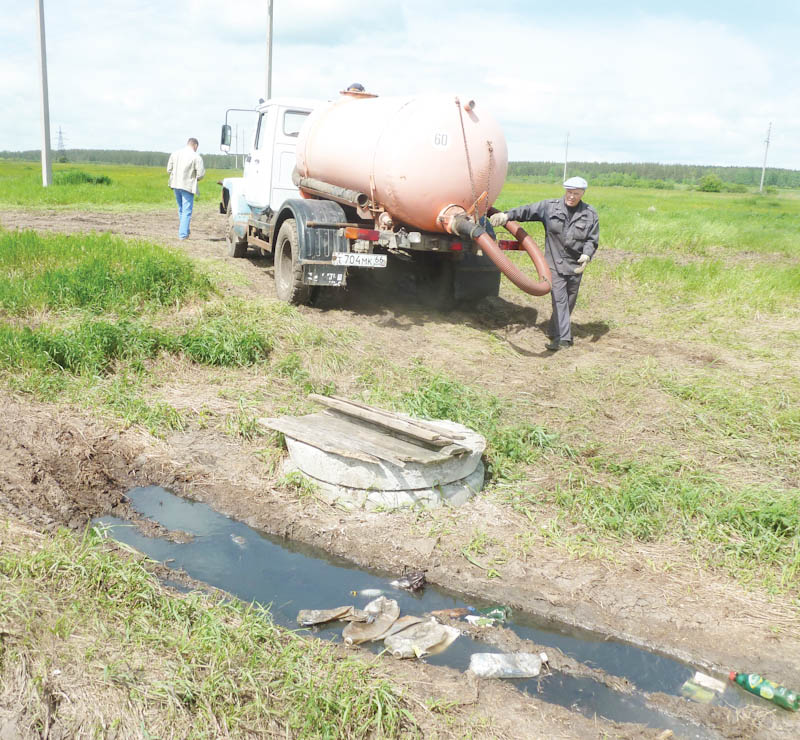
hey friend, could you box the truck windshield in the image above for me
[283,110,309,138]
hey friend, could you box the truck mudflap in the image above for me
[220,177,250,241]
[453,252,502,302]
[274,199,350,287]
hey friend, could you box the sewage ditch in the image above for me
[95,486,763,738]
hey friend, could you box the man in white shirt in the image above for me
[167,138,205,239]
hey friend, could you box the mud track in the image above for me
[1,206,798,738]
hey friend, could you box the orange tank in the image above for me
[295,93,508,233]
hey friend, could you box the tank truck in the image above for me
[219,87,551,306]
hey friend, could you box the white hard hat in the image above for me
[563,176,588,190]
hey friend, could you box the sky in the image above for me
[3,0,799,169]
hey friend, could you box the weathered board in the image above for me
[307,394,468,450]
[259,397,472,466]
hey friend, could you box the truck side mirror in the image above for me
[220,124,232,152]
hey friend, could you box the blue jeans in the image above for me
[173,188,194,238]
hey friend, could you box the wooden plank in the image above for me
[259,416,384,463]
[261,414,416,466]
[309,412,446,464]
[309,394,447,446]
[324,396,468,441]
[259,411,471,466]
[308,394,469,450]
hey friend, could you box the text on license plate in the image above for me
[333,253,387,268]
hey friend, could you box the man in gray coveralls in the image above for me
[490,176,599,351]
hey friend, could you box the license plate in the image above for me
[333,252,387,268]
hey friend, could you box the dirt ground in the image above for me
[1,206,799,738]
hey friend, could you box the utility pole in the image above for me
[759,122,772,193]
[563,131,569,182]
[35,0,52,187]
[265,0,274,100]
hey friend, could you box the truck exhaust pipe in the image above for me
[447,213,552,297]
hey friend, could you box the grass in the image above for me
[497,181,800,257]
[552,457,800,591]
[0,228,214,315]
[0,523,415,738]
[0,315,273,377]
[53,169,112,186]
[1,161,799,600]
[0,159,230,208]
[612,257,800,315]
[0,228,277,435]
[656,369,800,450]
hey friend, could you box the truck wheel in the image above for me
[274,219,312,305]
[226,205,249,258]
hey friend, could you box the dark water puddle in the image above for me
[94,486,757,738]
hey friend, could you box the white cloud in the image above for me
[1,0,798,168]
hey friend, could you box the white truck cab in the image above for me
[220,98,318,222]
[240,99,317,212]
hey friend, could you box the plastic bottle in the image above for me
[469,652,541,679]
[475,606,512,622]
[729,671,799,711]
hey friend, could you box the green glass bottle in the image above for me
[475,606,512,622]
[729,671,799,711]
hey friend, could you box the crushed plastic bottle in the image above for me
[729,672,799,711]
[468,652,542,679]
[384,619,460,659]
[681,680,715,704]
[464,614,497,627]
[350,588,383,598]
[342,597,399,645]
[297,606,354,626]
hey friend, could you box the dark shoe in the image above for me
[545,339,561,351]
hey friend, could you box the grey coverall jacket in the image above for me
[505,197,599,344]
[505,198,599,276]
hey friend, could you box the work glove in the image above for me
[489,212,509,228]
[573,254,590,274]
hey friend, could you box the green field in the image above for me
[0,158,231,208]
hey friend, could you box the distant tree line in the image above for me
[3,150,798,187]
[509,161,800,189]
[0,149,237,170]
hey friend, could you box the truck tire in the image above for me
[226,205,249,258]
[274,219,312,305]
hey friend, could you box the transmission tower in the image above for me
[57,126,67,163]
